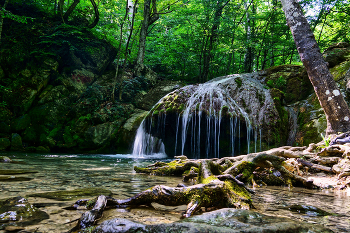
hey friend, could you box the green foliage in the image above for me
[1,10,33,24]
[0,101,7,107]
[234,77,242,88]
[318,133,331,148]
[267,76,287,91]
[117,76,150,103]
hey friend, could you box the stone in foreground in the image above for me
[91,208,332,233]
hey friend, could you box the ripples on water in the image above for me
[1,152,350,232]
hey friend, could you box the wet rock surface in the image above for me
[0,156,12,163]
[0,196,49,230]
[92,208,332,233]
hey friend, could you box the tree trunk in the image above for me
[122,0,138,72]
[0,0,10,44]
[201,0,230,81]
[63,0,80,22]
[280,0,350,135]
[58,0,65,22]
[134,0,151,76]
[111,0,130,102]
[54,0,58,14]
[88,0,99,28]
[243,0,254,73]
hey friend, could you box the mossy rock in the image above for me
[0,196,49,230]
[134,160,197,176]
[22,126,38,143]
[11,133,24,151]
[27,188,113,201]
[0,156,12,163]
[324,45,350,68]
[36,146,50,153]
[265,65,312,104]
[330,59,350,81]
[12,114,31,132]
[0,138,11,151]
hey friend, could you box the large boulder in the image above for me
[93,208,332,233]
[264,65,312,104]
[136,80,183,110]
[324,42,350,68]
[137,73,283,158]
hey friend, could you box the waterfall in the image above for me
[132,116,166,157]
[132,76,264,158]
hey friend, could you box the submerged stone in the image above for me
[287,204,333,217]
[93,218,146,233]
[0,169,38,175]
[28,188,112,201]
[92,208,332,233]
[0,196,49,230]
[0,176,32,182]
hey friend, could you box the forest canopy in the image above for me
[1,0,350,83]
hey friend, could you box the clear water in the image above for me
[1,152,350,232]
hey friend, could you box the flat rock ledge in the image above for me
[91,208,332,233]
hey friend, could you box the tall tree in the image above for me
[0,0,10,43]
[280,0,350,135]
[200,0,230,81]
[135,0,158,75]
[88,0,99,28]
[243,0,254,73]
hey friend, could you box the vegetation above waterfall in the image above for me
[1,0,350,154]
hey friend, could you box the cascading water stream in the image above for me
[132,116,166,157]
[132,75,265,158]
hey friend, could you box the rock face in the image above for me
[92,208,332,233]
[0,5,169,154]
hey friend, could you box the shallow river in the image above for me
[1,152,350,232]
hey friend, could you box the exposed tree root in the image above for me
[69,195,107,233]
[67,144,350,232]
